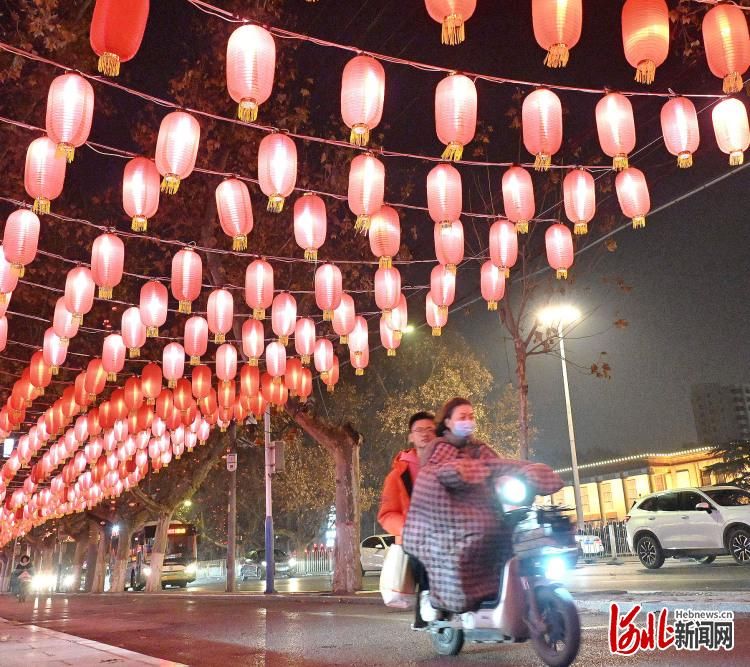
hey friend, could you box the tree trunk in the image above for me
[70,534,88,592]
[83,522,99,592]
[90,524,108,593]
[109,522,133,594]
[515,338,530,461]
[145,511,173,592]
[331,441,362,594]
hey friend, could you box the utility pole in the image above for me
[226,422,237,593]
[264,406,275,594]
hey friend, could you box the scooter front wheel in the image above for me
[431,627,464,656]
[530,587,580,667]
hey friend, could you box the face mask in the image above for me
[451,420,476,438]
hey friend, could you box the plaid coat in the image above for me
[402,433,564,613]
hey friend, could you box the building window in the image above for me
[580,486,591,516]
[652,474,666,492]
[625,478,637,502]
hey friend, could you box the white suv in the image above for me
[626,486,750,569]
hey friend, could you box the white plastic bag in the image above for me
[379,544,416,609]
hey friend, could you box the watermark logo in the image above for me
[609,604,734,655]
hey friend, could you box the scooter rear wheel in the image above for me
[530,587,580,667]
[431,627,464,656]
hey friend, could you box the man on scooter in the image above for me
[403,397,564,614]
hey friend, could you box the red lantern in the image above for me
[226,24,276,122]
[285,358,303,396]
[341,55,385,146]
[191,365,212,400]
[3,209,39,277]
[425,0,476,45]
[427,164,462,229]
[712,98,750,166]
[532,0,582,67]
[75,371,91,409]
[84,359,107,401]
[216,343,238,383]
[294,317,316,365]
[271,292,296,346]
[380,317,400,357]
[616,167,651,229]
[261,373,287,407]
[141,362,163,405]
[139,280,167,338]
[385,293,408,338]
[350,345,369,376]
[89,0,149,76]
[25,136,66,214]
[245,259,274,320]
[240,364,260,398]
[265,341,287,379]
[0,316,6,354]
[102,333,125,381]
[522,88,563,170]
[314,338,334,380]
[294,193,326,261]
[155,111,201,194]
[43,327,67,374]
[332,294,356,345]
[173,378,193,413]
[368,206,401,270]
[29,351,52,392]
[90,233,124,299]
[53,297,78,343]
[123,157,160,232]
[45,73,95,162]
[124,376,144,414]
[426,292,448,336]
[258,133,297,213]
[63,267,94,329]
[660,97,700,169]
[207,289,234,344]
[348,316,369,358]
[374,267,401,317]
[489,219,518,277]
[298,368,313,403]
[184,316,208,365]
[545,223,574,279]
[480,261,506,311]
[0,246,18,304]
[110,389,128,422]
[121,307,146,358]
[434,220,464,273]
[563,169,595,235]
[435,73,477,161]
[242,318,265,366]
[702,3,750,94]
[430,264,455,316]
[596,93,636,170]
[621,0,669,85]
[502,166,535,234]
[216,178,253,251]
[348,153,385,233]
[162,343,185,388]
[155,390,173,421]
[217,380,236,409]
[315,263,343,321]
[87,409,102,437]
[171,247,202,314]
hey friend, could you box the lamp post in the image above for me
[539,305,584,531]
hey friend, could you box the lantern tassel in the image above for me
[355,368,365,376]
[724,72,743,95]
[98,286,113,300]
[97,52,121,77]
[730,150,744,166]
[379,256,392,269]
[232,235,248,251]
[534,153,551,172]
[574,222,588,236]
[33,197,51,215]
[504,267,510,278]
[107,372,117,382]
[238,99,259,123]
[168,379,177,389]
[556,268,568,280]
[304,248,318,262]
[190,355,200,366]
[327,384,335,393]
[447,264,457,275]
[613,155,629,171]
[432,326,442,337]
[441,142,464,162]
[51,366,59,375]
[515,221,529,234]
[632,216,646,230]
[279,335,289,346]
[354,215,371,234]
[544,43,570,69]
[321,371,330,383]
[249,357,259,367]
[677,152,693,169]
[323,309,334,322]
[11,264,24,278]
[0,294,5,305]
[267,195,285,213]
[253,308,266,320]
[301,354,311,365]
[350,124,370,147]
[129,347,140,359]
[179,300,192,314]
[441,14,465,46]
[131,216,148,232]
[214,333,226,344]
[161,174,181,195]
[387,349,396,357]
[339,335,348,345]
[635,60,656,85]
[146,326,159,338]
[55,143,76,163]
[487,300,498,311]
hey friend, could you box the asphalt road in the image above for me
[0,593,748,666]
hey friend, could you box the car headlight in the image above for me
[544,556,567,581]
[185,562,197,574]
[498,477,528,505]
[63,574,75,588]
[143,566,152,577]
[261,561,267,567]
[288,557,296,567]
[32,573,55,591]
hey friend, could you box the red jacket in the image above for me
[377,450,417,543]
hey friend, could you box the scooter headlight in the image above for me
[544,556,567,581]
[498,477,528,505]
[143,566,152,577]
[185,562,197,575]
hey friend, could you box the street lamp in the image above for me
[538,304,584,531]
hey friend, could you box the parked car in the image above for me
[626,485,750,569]
[240,549,297,580]
[360,534,396,574]
[575,532,605,561]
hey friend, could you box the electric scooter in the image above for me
[16,570,32,602]
[413,476,581,667]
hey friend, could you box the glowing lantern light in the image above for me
[258,133,297,213]
[89,0,149,76]
[385,293,408,338]
[702,3,750,94]
[262,372,287,407]
[563,169,596,235]
[124,377,143,414]
[502,166,535,234]
[427,165,461,234]
[139,281,167,338]
[3,209,39,277]
[64,267,95,325]
[245,259,274,320]
[369,206,401,269]
[341,55,385,147]
[349,316,369,359]
[24,136,66,214]
[351,345,370,376]
[298,368,313,403]
[621,0,669,85]
[171,246,202,314]
[163,343,185,388]
[85,359,107,402]
[216,344,238,383]
[380,317,400,357]
[295,317,316,365]
[329,295,354,346]
[29,351,52,394]
[123,157,160,232]
[271,292,296,345]
[434,220,464,274]
[173,378,193,413]
[430,264,455,317]
[481,261,506,311]
[425,0,476,45]
[522,88,563,171]
[285,357,303,396]
[141,363,162,405]
[226,24,276,122]
[192,365,212,400]
[184,316,208,365]
[545,223,574,279]
[265,341,287,380]
[712,97,750,166]
[294,193,327,261]
[45,73,95,162]
[660,97,700,169]
[216,178,253,251]
[240,364,260,398]
[242,318,265,366]
[155,111,201,196]
[348,153,385,233]
[0,316,6,354]
[435,74,476,161]
[615,167,651,229]
[315,263,343,321]
[121,307,146,358]
[90,233,124,299]
[489,219,518,277]
[426,292,447,336]
[0,246,18,305]
[155,390,173,422]
[374,267,401,316]
[207,289,234,343]
[53,298,78,343]
[532,0,582,67]
[596,92,636,171]
[314,338,334,380]
[102,333,125,382]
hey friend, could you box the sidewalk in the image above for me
[0,617,185,666]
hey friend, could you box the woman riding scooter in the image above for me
[11,555,34,602]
